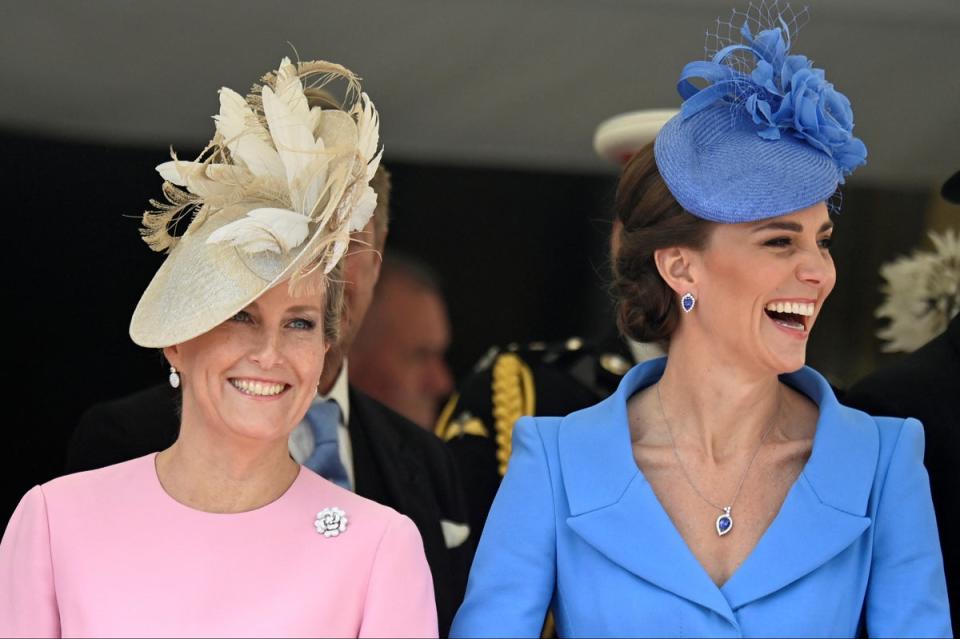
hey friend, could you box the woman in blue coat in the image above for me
[451,7,951,638]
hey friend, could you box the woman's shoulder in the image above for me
[797,365,917,455]
[512,391,628,482]
[295,469,420,539]
[4,455,158,541]
[870,415,925,478]
[520,389,620,434]
[832,400,921,455]
[828,399,925,491]
[40,453,156,504]
[512,414,572,462]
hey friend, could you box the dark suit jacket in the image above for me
[842,315,959,635]
[438,332,636,538]
[67,383,471,637]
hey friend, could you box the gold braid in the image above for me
[491,353,535,477]
[434,392,460,438]
[491,352,552,638]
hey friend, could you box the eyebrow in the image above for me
[245,302,321,314]
[751,220,834,233]
[286,305,322,314]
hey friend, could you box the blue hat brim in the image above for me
[654,105,842,223]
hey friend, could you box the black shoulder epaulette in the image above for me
[436,334,650,477]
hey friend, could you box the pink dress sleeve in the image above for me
[0,486,61,637]
[359,514,438,638]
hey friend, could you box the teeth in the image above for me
[231,379,285,397]
[765,302,814,316]
[774,318,805,331]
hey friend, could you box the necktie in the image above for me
[303,400,350,489]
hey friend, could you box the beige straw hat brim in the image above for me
[130,202,302,348]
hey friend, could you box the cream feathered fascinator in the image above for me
[130,58,381,348]
[876,229,960,353]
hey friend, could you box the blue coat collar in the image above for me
[559,357,879,621]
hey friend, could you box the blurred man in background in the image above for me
[350,253,455,430]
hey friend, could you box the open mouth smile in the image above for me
[229,378,290,398]
[764,301,815,334]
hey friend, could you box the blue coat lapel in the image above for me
[723,370,879,609]
[566,477,739,625]
[560,359,738,625]
[558,358,879,619]
[720,475,870,609]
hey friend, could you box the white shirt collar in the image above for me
[316,358,350,424]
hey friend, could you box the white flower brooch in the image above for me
[315,507,348,538]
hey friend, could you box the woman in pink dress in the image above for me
[0,58,438,638]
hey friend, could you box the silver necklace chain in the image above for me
[655,383,777,515]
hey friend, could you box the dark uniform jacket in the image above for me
[436,333,646,538]
[67,382,472,638]
[842,315,959,635]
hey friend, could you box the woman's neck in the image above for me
[155,413,300,514]
[657,336,785,462]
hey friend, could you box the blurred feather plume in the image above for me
[876,229,960,353]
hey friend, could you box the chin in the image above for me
[757,326,811,374]
[218,406,298,442]
[228,421,294,443]
[768,349,808,375]
[780,361,806,375]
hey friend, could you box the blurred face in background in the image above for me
[349,272,454,430]
[339,217,384,353]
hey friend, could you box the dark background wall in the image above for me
[0,130,941,523]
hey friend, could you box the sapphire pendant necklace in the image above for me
[716,506,733,536]
[656,383,777,537]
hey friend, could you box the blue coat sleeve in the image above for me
[450,417,556,638]
[866,418,953,637]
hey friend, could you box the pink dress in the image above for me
[0,454,438,638]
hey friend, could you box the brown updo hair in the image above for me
[612,142,714,343]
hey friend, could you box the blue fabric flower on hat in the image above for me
[677,17,866,181]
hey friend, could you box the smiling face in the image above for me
[163,276,330,445]
[680,202,836,374]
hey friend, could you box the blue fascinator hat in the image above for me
[654,5,867,223]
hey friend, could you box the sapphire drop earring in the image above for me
[681,293,696,313]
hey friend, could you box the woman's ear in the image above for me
[653,246,697,295]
